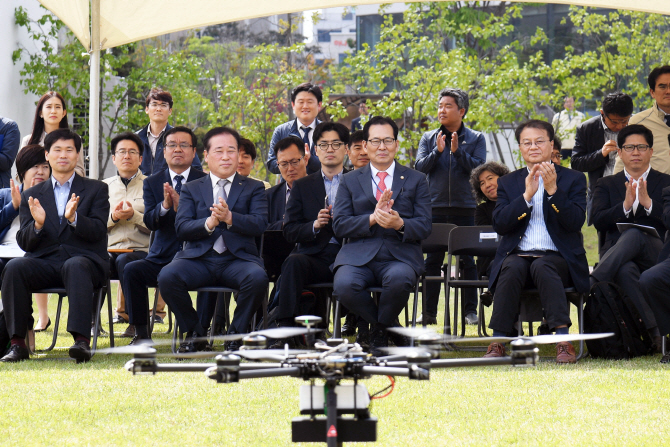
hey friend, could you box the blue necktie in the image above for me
[301,126,311,148]
[174,175,184,195]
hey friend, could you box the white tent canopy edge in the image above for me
[38,0,670,178]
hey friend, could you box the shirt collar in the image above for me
[119,170,140,181]
[624,165,652,182]
[600,114,614,132]
[168,167,191,183]
[148,124,167,139]
[439,122,464,137]
[321,169,344,182]
[297,119,317,130]
[51,172,76,189]
[210,171,236,190]
[658,103,670,118]
[370,161,395,180]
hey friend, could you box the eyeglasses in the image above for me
[317,141,344,151]
[165,143,193,150]
[115,149,140,156]
[149,102,170,109]
[621,144,651,152]
[367,138,396,148]
[519,139,549,149]
[278,157,304,169]
[604,114,630,126]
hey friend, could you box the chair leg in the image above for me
[172,321,183,354]
[442,278,451,335]
[411,279,420,328]
[209,292,223,346]
[332,301,341,338]
[576,294,588,361]
[262,286,268,330]
[150,288,159,334]
[92,289,105,354]
[663,336,668,356]
[106,286,115,348]
[37,294,63,352]
[167,308,173,334]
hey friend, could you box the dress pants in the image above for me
[1,254,103,339]
[333,242,417,327]
[591,229,661,329]
[107,251,147,320]
[640,259,670,336]
[274,244,339,321]
[122,258,166,326]
[424,211,477,316]
[489,252,572,334]
[158,250,268,335]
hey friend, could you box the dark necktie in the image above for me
[213,179,229,254]
[665,115,670,127]
[301,126,311,148]
[174,175,184,194]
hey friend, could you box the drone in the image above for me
[100,316,612,447]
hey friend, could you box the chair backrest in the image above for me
[421,223,457,253]
[447,226,500,257]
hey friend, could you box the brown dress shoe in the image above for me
[120,324,136,338]
[556,341,576,364]
[483,342,506,358]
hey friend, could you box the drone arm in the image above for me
[360,366,412,377]
[238,367,302,379]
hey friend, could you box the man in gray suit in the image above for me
[332,116,432,355]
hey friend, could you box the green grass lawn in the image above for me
[2,271,669,446]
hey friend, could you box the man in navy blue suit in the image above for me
[158,126,269,353]
[121,126,207,345]
[266,136,310,230]
[266,83,322,175]
[485,120,589,364]
[135,88,202,175]
[332,116,432,355]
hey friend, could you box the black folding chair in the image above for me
[444,226,500,338]
[415,223,456,328]
[34,286,112,356]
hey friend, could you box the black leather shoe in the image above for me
[152,315,164,325]
[342,313,357,336]
[69,341,92,363]
[0,344,30,362]
[177,334,210,354]
[416,314,438,325]
[369,324,388,357]
[225,333,242,352]
[129,335,153,346]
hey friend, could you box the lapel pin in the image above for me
[400,176,404,179]
[238,182,242,185]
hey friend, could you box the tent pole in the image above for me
[88,0,100,179]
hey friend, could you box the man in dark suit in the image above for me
[158,126,268,353]
[121,127,207,344]
[270,123,349,336]
[484,120,589,364]
[571,92,633,223]
[350,102,369,132]
[332,116,432,355]
[266,136,310,230]
[591,125,670,346]
[0,129,110,362]
[135,88,202,175]
[266,83,322,175]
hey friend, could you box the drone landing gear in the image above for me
[292,379,377,446]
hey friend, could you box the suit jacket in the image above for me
[351,116,362,132]
[266,183,288,231]
[136,123,203,176]
[571,116,606,196]
[592,169,670,255]
[656,185,670,262]
[0,117,20,189]
[174,172,268,266]
[267,119,322,175]
[489,165,589,294]
[0,187,20,242]
[332,162,432,275]
[17,174,110,276]
[143,168,207,265]
[283,169,348,256]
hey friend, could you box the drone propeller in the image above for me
[97,345,157,355]
[388,327,614,345]
[230,349,312,361]
[209,326,324,343]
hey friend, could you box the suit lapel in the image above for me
[226,173,244,210]
[37,178,60,232]
[356,164,377,207]
[391,162,407,201]
[645,169,661,198]
[613,171,626,202]
[516,167,527,198]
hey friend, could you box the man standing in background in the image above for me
[552,96,584,160]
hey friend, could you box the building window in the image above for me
[343,12,353,20]
[317,30,331,42]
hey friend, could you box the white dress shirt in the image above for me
[159,167,192,215]
[518,170,559,252]
[369,161,395,198]
[297,119,317,147]
[623,166,652,216]
[205,172,236,233]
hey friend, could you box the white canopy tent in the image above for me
[39,0,670,178]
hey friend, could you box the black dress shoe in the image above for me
[129,335,153,346]
[369,323,389,357]
[112,315,128,324]
[69,341,92,363]
[177,334,210,354]
[0,344,30,362]
[34,318,52,333]
[152,315,164,325]
[341,313,357,336]
[225,333,242,352]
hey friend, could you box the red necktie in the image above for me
[375,172,388,200]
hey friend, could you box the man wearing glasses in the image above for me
[266,136,310,230]
[415,88,486,326]
[332,116,432,355]
[615,66,670,175]
[484,120,589,364]
[103,133,150,330]
[268,123,350,340]
[135,88,202,175]
[590,124,670,352]
[571,92,633,224]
